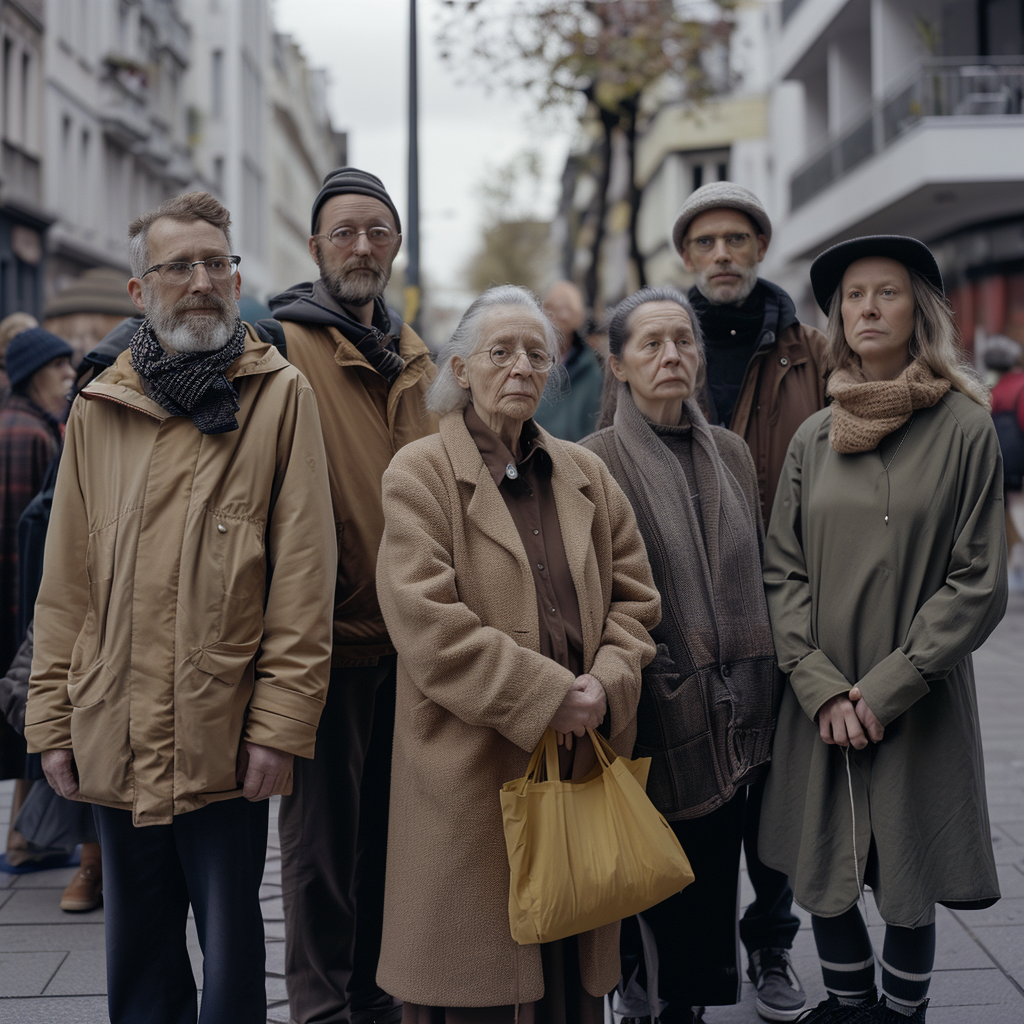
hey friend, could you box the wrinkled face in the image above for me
[453,308,552,427]
[310,194,401,308]
[610,301,700,407]
[26,355,76,417]
[129,217,241,354]
[840,257,915,379]
[680,208,767,306]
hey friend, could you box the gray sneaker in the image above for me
[749,947,807,1022]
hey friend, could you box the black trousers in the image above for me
[621,789,746,1020]
[739,775,801,955]
[93,797,269,1024]
[279,658,396,1023]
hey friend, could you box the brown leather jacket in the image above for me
[696,280,828,523]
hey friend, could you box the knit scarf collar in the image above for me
[610,384,775,673]
[310,280,405,385]
[826,360,950,454]
[129,317,246,434]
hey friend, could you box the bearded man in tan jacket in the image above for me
[262,168,438,1024]
[25,192,336,1024]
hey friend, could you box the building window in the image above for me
[212,50,224,119]
[692,165,703,191]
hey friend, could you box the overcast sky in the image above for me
[272,0,572,298]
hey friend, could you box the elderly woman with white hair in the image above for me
[374,284,661,1022]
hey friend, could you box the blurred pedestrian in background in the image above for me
[672,181,827,1022]
[987,336,1024,589]
[533,280,604,441]
[269,167,438,1024]
[26,191,335,1024]
[761,235,1006,1024]
[581,287,780,1024]
[374,284,660,1023]
[0,312,39,405]
[0,327,74,869]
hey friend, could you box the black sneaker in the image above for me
[795,994,877,1023]
[749,948,808,1021]
[872,996,928,1022]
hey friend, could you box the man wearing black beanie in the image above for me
[270,168,437,1024]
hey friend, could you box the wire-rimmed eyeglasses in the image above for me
[474,344,554,372]
[141,255,241,286]
[317,226,396,251]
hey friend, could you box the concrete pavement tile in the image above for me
[0,888,103,924]
[969,924,1024,988]
[990,840,1024,865]
[0,950,66,996]
[267,1004,292,1024]
[987,802,1024,823]
[951,899,1024,927]
[265,921,286,940]
[995,862,1024,897]
[926,1005,1024,1024]
[10,865,81,890]
[997,819,1024,843]
[260,882,281,901]
[41,949,106,996]
[261,895,284,922]
[0,995,110,1022]
[266,974,289,1002]
[0,922,106,951]
[928,966,1023,1006]
[266,938,285,975]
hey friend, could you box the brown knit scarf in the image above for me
[827,360,950,453]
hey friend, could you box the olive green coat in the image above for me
[760,391,1007,926]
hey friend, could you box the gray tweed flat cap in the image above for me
[671,182,772,254]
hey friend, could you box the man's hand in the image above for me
[551,673,607,751]
[236,742,293,801]
[816,694,869,749]
[41,749,80,800]
[848,686,884,743]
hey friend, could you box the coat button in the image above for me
[721,664,731,677]
[780,356,789,366]
[217,523,227,534]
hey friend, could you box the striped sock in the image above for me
[811,908,876,1003]
[880,922,935,1015]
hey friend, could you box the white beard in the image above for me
[145,287,240,354]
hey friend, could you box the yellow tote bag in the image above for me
[500,728,695,945]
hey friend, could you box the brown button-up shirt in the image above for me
[463,404,583,676]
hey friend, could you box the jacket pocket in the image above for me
[68,662,131,803]
[188,637,262,687]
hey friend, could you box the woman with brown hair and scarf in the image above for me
[580,287,781,1024]
[760,236,1007,1024]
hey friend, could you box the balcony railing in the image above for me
[790,58,1024,211]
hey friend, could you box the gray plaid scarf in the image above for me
[129,318,247,434]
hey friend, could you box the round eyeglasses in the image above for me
[318,226,396,251]
[141,255,241,286]
[477,344,554,372]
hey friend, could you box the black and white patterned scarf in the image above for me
[129,317,247,434]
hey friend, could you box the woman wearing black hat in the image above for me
[758,237,1006,1023]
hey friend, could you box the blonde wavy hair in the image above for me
[824,270,988,407]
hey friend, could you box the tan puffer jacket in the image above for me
[25,328,336,826]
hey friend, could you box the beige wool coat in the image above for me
[25,329,336,827]
[375,410,661,1008]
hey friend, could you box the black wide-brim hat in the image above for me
[810,235,943,314]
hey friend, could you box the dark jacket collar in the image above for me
[268,280,404,342]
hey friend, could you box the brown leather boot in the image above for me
[60,842,102,912]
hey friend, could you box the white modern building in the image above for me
[765,0,1024,346]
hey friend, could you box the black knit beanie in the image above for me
[310,167,402,236]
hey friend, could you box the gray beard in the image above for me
[321,264,388,307]
[695,263,759,306]
[147,292,240,353]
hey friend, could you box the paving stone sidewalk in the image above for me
[1,597,1022,1022]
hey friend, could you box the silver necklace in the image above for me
[882,415,914,525]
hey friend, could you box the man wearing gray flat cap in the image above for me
[268,168,438,1024]
[672,182,827,1023]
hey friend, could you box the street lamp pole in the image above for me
[405,0,421,333]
